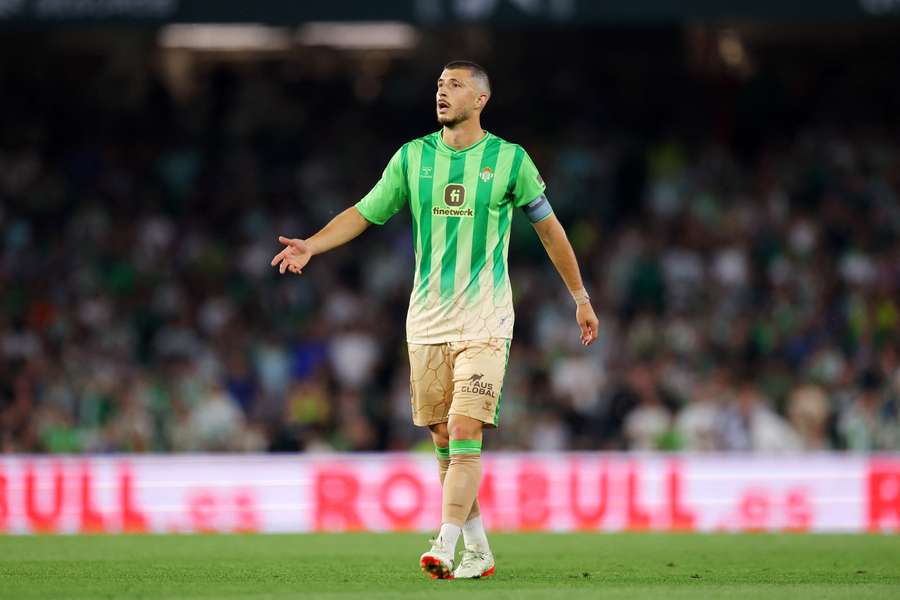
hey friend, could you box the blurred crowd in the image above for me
[1,31,899,454]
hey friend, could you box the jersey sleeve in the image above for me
[511,148,547,209]
[355,147,408,225]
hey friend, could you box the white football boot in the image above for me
[452,545,495,579]
[419,538,455,579]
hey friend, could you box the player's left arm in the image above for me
[531,213,599,346]
[512,147,598,346]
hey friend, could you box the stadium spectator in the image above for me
[1,41,898,454]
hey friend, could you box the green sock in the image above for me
[449,439,481,456]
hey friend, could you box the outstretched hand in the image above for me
[576,303,599,346]
[270,236,312,275]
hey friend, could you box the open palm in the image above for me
[270,236,312,275]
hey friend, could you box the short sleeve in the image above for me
[355,147,408,225]
[511,149,547,208]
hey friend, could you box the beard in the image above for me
[437,108,470,128]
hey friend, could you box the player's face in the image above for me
[436,69,484,126]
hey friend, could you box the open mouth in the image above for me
[437,100,450,113]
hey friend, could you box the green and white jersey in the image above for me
[355,130,548,344]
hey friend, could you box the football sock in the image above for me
[435,444,481,521]
[441,439,482,527]
[436,523,461,553]
[437,445,487,550]
[462,515,491,552]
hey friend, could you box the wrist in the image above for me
[570,287,590,306]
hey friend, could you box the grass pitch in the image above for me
[1,533,898,599]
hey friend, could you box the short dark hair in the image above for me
[443,60,491,95]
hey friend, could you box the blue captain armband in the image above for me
[522,193,553,223]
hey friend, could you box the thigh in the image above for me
[408,343,454,427]
[449,338,511,428]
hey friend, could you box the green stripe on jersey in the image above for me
[400,143,414,249]
[468,136,501,300]
[426,151,451,302]
[439,154,467,300]
[399,144,409,191]
[415,142,436,300]
[493,146,525,295]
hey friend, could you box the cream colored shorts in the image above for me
[408,338,511,428]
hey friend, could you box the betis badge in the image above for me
[480,167,494,182]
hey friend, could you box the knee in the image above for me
[448,421,482,441]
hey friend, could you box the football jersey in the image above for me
[355,130,548,344]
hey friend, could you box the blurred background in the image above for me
[1,0,899,456]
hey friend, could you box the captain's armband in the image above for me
[522,193,553,223]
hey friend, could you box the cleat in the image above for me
[420,538,455,579]
[453,545,495,579]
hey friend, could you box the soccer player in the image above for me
[271,61,599,579]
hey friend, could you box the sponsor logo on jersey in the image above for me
[480,167,494,182]
[461,372,496,398]
[434,183,473,217]
[444,183,465,206]
[432,206,474,217]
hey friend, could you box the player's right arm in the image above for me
[270,207,370,274]
[271,146,408,275]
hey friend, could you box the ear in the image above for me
[475,92,489,110]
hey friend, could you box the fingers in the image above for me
[580,323,592,346]
[584,317,599,346]
[582,327,594,346]
[272,253,303,276]
[271,235,297,275]
[270,249,287,267]
[578,315,599,346]
[272,236,309,275]
[278,235,304,250]
[277,261,303,275]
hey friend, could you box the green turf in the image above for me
[0,533,898,599]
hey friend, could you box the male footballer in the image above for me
[271,61,599,579]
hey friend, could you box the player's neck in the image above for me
[441,120,485,151]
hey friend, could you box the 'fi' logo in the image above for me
[443,184,466,207]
